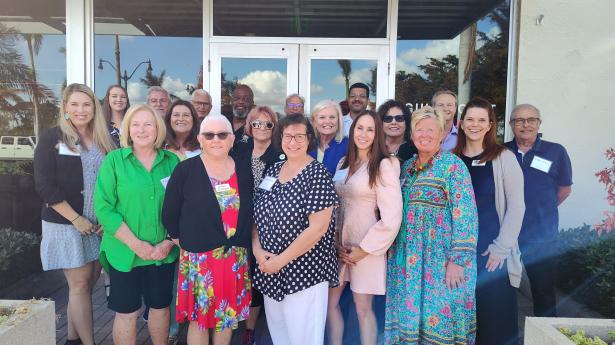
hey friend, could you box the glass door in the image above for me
[209,43,299,116]
[209,43,390,116]
[299,44,390,112]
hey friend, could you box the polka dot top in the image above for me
[253,160,339,301]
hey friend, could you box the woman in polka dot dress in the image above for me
[252,113,339,345]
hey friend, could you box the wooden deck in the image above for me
[0,270,274,345]
[0,269,603,345]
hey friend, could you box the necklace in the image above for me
[409,151,439,175]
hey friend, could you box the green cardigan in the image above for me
[94,148,180,272]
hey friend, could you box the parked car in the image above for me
[0,136,36,160]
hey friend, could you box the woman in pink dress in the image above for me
[326,110,403,345]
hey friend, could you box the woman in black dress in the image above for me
[453,97,525,345]
[377,100,417,162]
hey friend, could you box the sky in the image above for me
[8,11,502,115]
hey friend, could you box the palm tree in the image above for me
[140,69,166,87]
[337,60,352,98]
[22,33,43,137]
[0,24,54,134]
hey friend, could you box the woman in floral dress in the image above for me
[385,106,478,345]
[163,114,254,345]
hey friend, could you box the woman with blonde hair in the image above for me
[34,83,115,345]
[309,100,348,175]
[385,106,478,345]
[95,104,179,345]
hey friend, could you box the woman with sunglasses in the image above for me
[232,106,285,345]
[453,97,524,345]
[162,114,254,345]
[309,100,349,175]
[327,110,402,345]
[377,100,417,162]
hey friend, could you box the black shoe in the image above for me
[65,339,82,345]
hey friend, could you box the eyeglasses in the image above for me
[192,101,211,107]
[282,133,308,143]
[251,120,274,130]
[286,103,304,108]
[201,132,231,140]
[510,117,541,126]
[383,115,405,123]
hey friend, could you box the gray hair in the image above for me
[431,90,458,107]
[199,114,233,133]
[147,86,169,101]
[192,89,211,100]
[511,103,541,120]
[285,93,305,105]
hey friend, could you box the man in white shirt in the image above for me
[342,83,370,137]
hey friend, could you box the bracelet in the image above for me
[70,215,80,223]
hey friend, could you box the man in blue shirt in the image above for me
[432,90,459,151]
[505,103,573,317]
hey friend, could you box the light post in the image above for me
[98,59,153,89]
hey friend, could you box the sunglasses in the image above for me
[201,132,231,140]
[251,120,274,130]
[383,115,405,123]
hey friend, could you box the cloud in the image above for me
[487,26,501,39]
[400,37,459,66]
[127,82,145,103]
[162,76,190,100]
[239,70,287,112]
[331,67,373,86]
[311,83,324,94]
[126,76,191,103]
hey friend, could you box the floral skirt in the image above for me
[176,247,251,332]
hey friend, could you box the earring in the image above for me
[64,113,70,120]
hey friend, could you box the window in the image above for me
[94,0,203,104]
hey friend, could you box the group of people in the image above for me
[33,80,572,345]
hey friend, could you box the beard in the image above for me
[233,107,249,119]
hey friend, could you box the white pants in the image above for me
[264,281,329,345]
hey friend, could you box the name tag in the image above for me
[259,176,277,191]
[215,183,231,193]
[472,160,486,166]
[58,143,80,156]
[185,149,201,158]
[333,168,349,182]
[530,155,552,173]
[160,176,170,189]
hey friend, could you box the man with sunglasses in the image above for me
[342,83,370,137]
[284,93,305,116]
[505,103,573,318]
[432,90,459,151]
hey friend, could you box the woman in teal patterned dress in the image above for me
[385,106,478,345]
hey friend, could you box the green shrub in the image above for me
[558,225,615,318]
[0,228,40,271]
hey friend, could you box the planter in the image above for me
[525,317,615,345]
[0,299,55,345]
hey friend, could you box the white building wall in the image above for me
[515,0,615,229]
